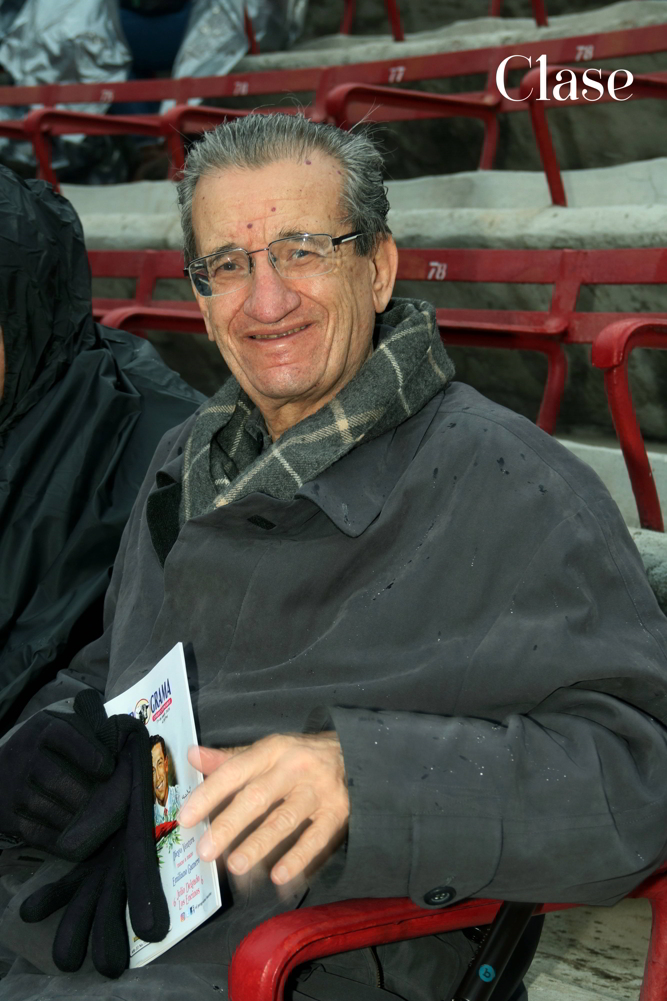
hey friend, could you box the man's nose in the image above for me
[243,251,301,323]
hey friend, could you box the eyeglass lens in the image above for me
[190,234,337,296]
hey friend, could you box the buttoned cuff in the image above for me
[328,706,502,908]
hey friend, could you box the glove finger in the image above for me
[52,865,106,973]
[20,864,86,923]
[55,750,133,862]
[14,815,74,859]
[19,750,93,825]
[92,852,130,979]
[42,717,114,781]
[125,732,170,943]
[72,690,108,733]
[101,712,145,756]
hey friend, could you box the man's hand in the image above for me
[179,732,349,885]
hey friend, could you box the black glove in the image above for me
[20,725,170,978]
[0,689,146,861]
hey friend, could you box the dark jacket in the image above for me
[0,167,204,730]
[6,376,667,999]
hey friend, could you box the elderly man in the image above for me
[1,114,667,1001]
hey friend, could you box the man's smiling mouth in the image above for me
[250,324,310,340]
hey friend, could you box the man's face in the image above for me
[152,744,169,807]
[191,153,397,435]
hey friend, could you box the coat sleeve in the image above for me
[328,499,667,909]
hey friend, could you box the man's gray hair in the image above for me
[177,113,391,263]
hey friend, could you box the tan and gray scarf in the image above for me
[179,298,454,525]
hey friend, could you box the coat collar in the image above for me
[296,391,444,537]
[153,390,444,541]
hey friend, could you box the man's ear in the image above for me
[370,236,399,314]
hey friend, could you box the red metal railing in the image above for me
[519,65,667,206]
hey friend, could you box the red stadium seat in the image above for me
[323,83,501,169]
[227,862,667,1000]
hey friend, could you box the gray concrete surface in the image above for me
[631,525,667,614]
[238,2,667,72]
[558,435,667,527]
[298,0,636,43]
[228,1,667,181]
[556,435,667,611]
[65,156,667,251]
[526,898,651,1000]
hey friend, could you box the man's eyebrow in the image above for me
[205,241,244,257]
[274,226,316,241]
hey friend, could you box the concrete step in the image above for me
[526,898,650,1001]
[557,434,667,529]
[232,1,667,73]
[64,156,667,252]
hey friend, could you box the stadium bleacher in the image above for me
[5,2,667,997]
[2,5,667,187]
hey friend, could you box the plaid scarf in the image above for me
[179,298,454,524]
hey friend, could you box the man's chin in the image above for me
[247,369,327,409]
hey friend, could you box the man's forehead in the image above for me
[191,156,344,250]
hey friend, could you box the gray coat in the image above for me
[3,381,667,1000]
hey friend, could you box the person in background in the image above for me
[0,166,205,733]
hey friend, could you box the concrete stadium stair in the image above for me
[526,897,651,1000]
[55,4,667,996]
[237,1,667,72]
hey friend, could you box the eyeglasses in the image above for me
[185,231,362,297]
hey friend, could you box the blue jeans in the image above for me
[113,3,192,115]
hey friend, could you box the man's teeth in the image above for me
[253,325,308,340]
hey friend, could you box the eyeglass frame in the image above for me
[184,230,364,297]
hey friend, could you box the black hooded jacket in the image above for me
[0,167,204,730]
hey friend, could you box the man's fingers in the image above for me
[195,757,303,861]
[180,743,266,829]
[181,733,349,883]
[220,786,319,872]
[270,810,348,885]
[187,745,238,775]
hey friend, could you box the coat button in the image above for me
[423,885,456,906]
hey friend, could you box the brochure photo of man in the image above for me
[150,734,182,827]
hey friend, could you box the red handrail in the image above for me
[519,64,661,206]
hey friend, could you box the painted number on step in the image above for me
[100,88,115,102]
[428,262,447,280]
[575,45,594,61]
[233,80,250,95]
[388,65,406,83]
